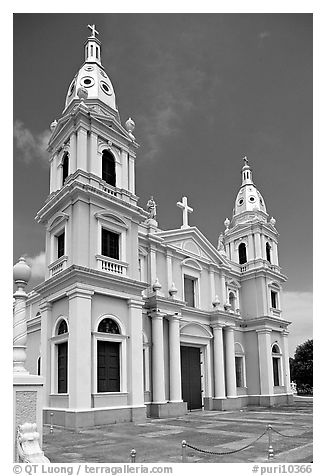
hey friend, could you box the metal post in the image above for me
[50,412,54,434]
[267,424,274,460]
[182,440,187,463]
[130,448,136,463]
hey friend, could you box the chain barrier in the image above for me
[271,427,308,439]
[183,429,267,456]
[181,424,309,462]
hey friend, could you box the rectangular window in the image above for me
[101,228,119,260]
[97,341,120,392]
[184,276,196,307]
[235,356,244,387]
[271,291,278,309]
[273,357,280,386]
[57,342,68,393]
[57,232,65,259]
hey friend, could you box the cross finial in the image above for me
[177,196,193,229]
[88,24,99,38]
[242,155,249,166]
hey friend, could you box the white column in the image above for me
[224,326,237,397]
[166,251,173,289]
[128,300,145,406]
[149,247,157,285]
[121,150,129,190]
[220,273,227,305]
[257,329,273,395]
[128,155,135,194]
[209,268,215,303]
[212,325,226,398]
[39,300,52,406]
[89,132,99,176]
[168,315,182,402]
[281,330,291,392]
[50,157,55,193]
[248,234,255,261]
[67,288,94,408]
[70,132,77,174]
[254,233,262,259]
[151,313,166,403]
[77,128,88,172]
[272,241,279,266]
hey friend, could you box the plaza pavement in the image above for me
[43,400,312,463]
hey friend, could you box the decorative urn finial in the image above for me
[77,86,88,101]
[224,218,230,232]
[125,117,135,139]
[270,217,276,227]
[152,278,162,293]
[13,257,31,287]
[168,282,178,298]
[50,119,58,132]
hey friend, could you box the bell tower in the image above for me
[36,25,146,280]
[223,157,286,319]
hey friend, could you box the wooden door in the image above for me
[181,346,202,410]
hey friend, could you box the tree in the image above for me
[290,339,313,393]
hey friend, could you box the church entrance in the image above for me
[181,346,202,410]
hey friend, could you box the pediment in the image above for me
[156,227,230,268]
[180,322,213,338]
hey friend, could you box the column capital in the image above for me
[224,325,236,332]
[166,313,182,322]
[128,299,143,309]
[66,287,94,299]
[211,323,225,330]
[39,300,52,312]
[256,328,273,335]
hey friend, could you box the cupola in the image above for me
[64,24,117,113]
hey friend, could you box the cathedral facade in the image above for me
[25,26,293,429]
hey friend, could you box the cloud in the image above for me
[282,291,313,356]
[136,51,207,162]
[13,120,50,165]
[258,31,271,40]
[25,252,46,281]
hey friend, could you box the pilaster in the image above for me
[256,328,274,395]
[77,127,88,171]
[127,299,145,407]
[167,314,182,402]
[224,326,237,397]
[151,312,166,403]
[212,324,226,398]
[281,330,291,393]
[39,300,52,406]
[67,287,94,408]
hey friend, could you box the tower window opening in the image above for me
[101,228,119,260]
[62,153,69,185]
[102,150,116,186]
[90,45,93,56]
[96,47,99,59]
[271,290,278,309]
[266,242,272,263]
[184,275,196,308]
[57,231,65,259]
[238,242,247,264]
[229,292,236,311]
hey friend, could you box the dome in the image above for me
[233,158,267,219]
[64,26,117,112]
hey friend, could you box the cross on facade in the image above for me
[88,24,99,38]
[177,196,193,229]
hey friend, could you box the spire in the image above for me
[241,155,253,186]
[84,24,102,65]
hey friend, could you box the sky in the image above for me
[13,13,312,356]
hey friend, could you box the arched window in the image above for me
[266,242,272,263]
[235,343,246,388]
[238,243,247,264]
[102,150,116,187]
[62,152,69,185]
[57,319,68,335]
[229,292,236,311]
[98,318,120,334]
[97,318,121,393]
[272,344,282,387]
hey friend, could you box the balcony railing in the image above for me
[96,255,128,276]
[48,256,68,277]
